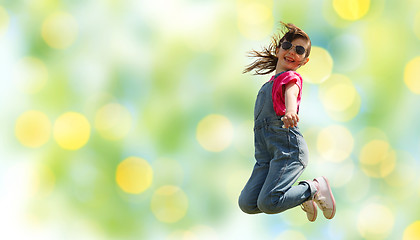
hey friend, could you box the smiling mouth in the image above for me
[284,57,295,63]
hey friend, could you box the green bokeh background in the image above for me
[1,0,420,239]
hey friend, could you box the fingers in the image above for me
[281,114,299,128]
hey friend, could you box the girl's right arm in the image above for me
[283,82,300,128]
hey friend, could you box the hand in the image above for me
[281,112,299,128]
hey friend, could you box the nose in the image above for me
[289,47,298,55]
[286,49,297,58]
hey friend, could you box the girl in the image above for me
[238,22,336,222]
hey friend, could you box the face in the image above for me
[276,38,310,72]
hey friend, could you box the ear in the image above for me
[301,57,309,66]
[275,47,279,55]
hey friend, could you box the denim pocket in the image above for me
[267,124,289,134]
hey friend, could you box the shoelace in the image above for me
[318,199,327,209]
[315,194,328,210]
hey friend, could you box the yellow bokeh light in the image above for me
[357,203,394,239]
[14,57,48,94]
[151,185,188,223]
[237,0,274,40]
[41,11,78,49]
[359,140,396,178]
[319,74,361,121]
[317,125,354,162]
[323,84,355,111]
[333,0,370,21]
[53,112,90,150]
[116,157,153,194]
[403,221,420,240]
[196,114,234,152]
[298,47,333,84]
[0,6,9,36]
[94,103,132,141]
[404,56,420,94]
[15,111,51,148]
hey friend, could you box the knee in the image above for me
[238,195,260,214]
[257,197,276,214]
[257,195,286,214]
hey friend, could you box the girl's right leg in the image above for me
[238,161,269,214]
[238,128,272,214]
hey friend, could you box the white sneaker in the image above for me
[301,200,317,222]
[313,176,336,219]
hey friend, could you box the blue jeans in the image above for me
[238,120,317,214]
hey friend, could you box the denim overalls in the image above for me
[238,73,317,214]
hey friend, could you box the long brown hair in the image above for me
[243,22,311,75]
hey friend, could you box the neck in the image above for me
[275,68,288,74]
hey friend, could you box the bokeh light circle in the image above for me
[317,125,354,162]
[42,11,78,49]
[116,157,153,194]
[404,56,420,94]
[323,84,355,111]
[151,185,188,223]
[94,103,132,141]
[0,6,9,36]
[357,203,394,239]
[319,74,361,121]
[359,140,396,178]
[15,111,51,148]
[196,114,234,152]
[298,46,333,84]
[333,0,370,21]
[53,112,90,150]
[14,57,48,94]
[403,221,420,240]
[237,1,274,40]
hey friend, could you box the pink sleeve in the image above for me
[275,71,302,90]
[272,71,303,115]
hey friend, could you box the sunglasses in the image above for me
[280,41,306,55]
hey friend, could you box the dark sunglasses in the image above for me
[280,41,306,55]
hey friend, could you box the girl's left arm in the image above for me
[283,82,300,128]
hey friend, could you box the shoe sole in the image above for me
[302,200,317,222]
[309,200,317,222]
[316,176,336,219]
